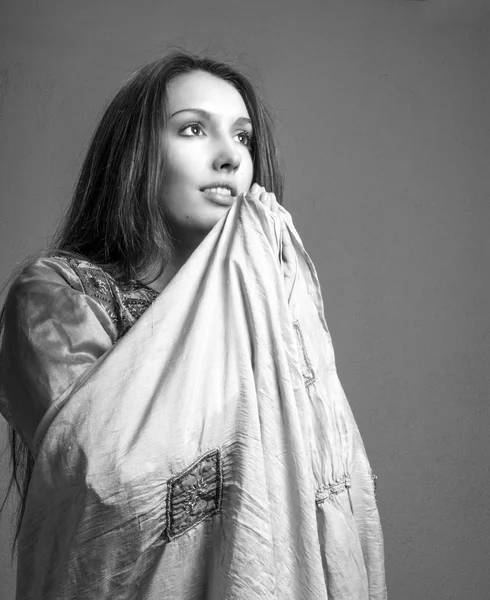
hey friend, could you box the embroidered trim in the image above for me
[163,448,223,542]
[118,286,158,322]
[292,320,316,387]
[57,256,159,340]
[315,474,351,505]
[68,259,122,330]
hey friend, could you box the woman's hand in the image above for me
[247,183,296,301]
[248,183,279,214]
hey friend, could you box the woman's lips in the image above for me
[201,188,236,206]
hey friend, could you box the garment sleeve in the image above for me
[0,257,116,453]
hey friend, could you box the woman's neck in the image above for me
[147,244,195,293]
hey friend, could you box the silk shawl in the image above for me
[1,194,387,599]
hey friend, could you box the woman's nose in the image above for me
[212,139,241,173]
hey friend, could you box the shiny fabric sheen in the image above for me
[0,194,387,599]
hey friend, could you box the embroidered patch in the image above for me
[315,474,351,505]
[293,320,316,387]
[163,448,223,541]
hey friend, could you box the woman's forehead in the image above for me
[166,70,250,122]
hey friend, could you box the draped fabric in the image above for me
[0,194,387,599]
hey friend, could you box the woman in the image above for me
[0,51,387,599]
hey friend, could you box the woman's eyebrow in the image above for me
[170,107,252,128]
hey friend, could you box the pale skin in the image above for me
[150,70,294,297]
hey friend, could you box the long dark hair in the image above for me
[0,49,284,551]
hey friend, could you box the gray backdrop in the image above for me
[1,0,489,598]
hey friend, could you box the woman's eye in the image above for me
[235,131,254,148]
[181,123,205,137]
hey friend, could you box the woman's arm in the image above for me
[0,256,115,452]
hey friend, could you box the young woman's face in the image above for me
[161,70,254,247]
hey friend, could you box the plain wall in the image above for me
[1,0,489,598]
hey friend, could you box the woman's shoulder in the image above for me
[7,253,114,313]
[4,254,88,322]
[10,252,86,292]
[6,252,159,341]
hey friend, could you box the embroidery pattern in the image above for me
[68,260,120,328]
[315,474,351,505]
[163,448,223,542]
[118,282,159,324]
[60,256,159,340]
[293,320,316,387]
